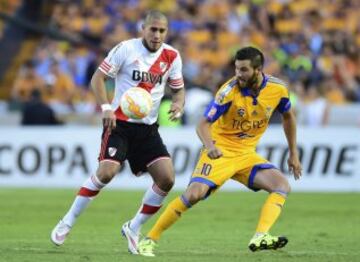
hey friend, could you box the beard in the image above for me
[238,71,259,88]
[247,71,259,89]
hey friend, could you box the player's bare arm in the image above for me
[168,87,185,121]
[90,69,116,130]
[281,109,302,180]
[196,117,223,159]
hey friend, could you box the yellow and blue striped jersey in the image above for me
[204,74,290,152]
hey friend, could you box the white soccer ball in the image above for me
[120,87,153,119]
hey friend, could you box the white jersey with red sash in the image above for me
[98,38,184,124]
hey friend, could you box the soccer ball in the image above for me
[120,87,153,119]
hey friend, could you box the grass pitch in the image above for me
[0,189,359,262]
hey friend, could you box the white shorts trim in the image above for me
[99,159,121,165]
[146,156,171,168]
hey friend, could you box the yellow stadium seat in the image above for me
[322,18,345,31]
[289,0,317,14]
[186,30,212,45]
[217,32,240,48]
[275,19,301,33]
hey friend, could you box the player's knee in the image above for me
[96,164,119,184]
[186,191,202,205]
[267,174,291,195]
[157,173,175,192]
[97,171,116,184]
[284,180,291,194]
[185,183,208,204]
[277,177,291,195]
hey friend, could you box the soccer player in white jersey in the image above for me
[51,10,185,254]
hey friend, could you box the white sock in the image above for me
[63,175,106,227]
[129,183,168,233]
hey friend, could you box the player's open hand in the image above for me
[168,103,183,122]
[287,154,302,180]
[206,146,223,159]
[102,109,116,130]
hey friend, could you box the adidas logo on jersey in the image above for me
[132,70,163,85]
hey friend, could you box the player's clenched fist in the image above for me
[206,146,223,159]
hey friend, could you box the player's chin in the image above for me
[150,43,161,51]
[237,79,246,87]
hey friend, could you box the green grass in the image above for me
[0,189,359,262]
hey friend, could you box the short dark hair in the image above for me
[235,47,264,69]
[144,10,168,25]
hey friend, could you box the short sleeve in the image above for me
[277,87,291,113]
[203,80,236,122]
[99,42,126,78]
[167,54,184,89]
[214,84,234,106]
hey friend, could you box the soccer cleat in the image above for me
[138,238,157,257]
[51,220,71,246]
[248,233,288,252]
[121,221,140,254]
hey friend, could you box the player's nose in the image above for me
[153,30,160,38]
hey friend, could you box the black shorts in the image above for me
[98,120,170,175]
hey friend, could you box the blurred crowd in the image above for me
[7,0,360,126]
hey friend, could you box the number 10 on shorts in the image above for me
[201,163,212,176]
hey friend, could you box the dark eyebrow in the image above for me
[236,66,249,71]
[150,27,166,33]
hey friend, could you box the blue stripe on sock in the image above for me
[180,195,192,208]
[272,190,288,197]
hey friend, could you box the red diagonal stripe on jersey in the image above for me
[138,48,178,92]
[114,106,129,121]
[114,48,178,120]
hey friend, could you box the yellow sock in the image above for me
[147,196,190,241]
[255,192,286,233]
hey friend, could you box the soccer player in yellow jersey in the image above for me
[138,47,302,256]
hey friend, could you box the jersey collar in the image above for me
[240,73,268,105]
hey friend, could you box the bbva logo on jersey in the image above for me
[132,70,163,85]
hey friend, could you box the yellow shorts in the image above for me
[190,148,276,195]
